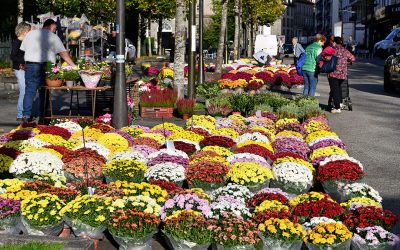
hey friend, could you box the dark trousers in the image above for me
[328,77,344,109]
[23,63,45,117]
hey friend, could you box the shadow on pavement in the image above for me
[350,83,400,98]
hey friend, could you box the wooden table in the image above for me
[43,85,112,120]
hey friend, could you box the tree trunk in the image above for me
[247,19,254,57]
[137,13,141,58]
[18,0,23,23]
[233,0,240,61]
[147,18,152,56]
[158,17,163,55]
[216,0,228,73]
[173,0,187,99]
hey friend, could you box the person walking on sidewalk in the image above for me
[20,19,76,123]
[292,37,305,65]
[10,22,31,122]
[301,34,326,97]
[327,37,355,114]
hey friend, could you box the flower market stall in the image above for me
[0,93,398,250]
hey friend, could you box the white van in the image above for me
[254,35,278,57]
[374,28,400,57]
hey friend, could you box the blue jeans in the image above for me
[302,70,318,97]
[14,70,25,118]
[23,63,45,117]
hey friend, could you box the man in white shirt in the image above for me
[20,19,76,122]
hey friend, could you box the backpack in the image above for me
[319,55,338,73]
[296,53,307,76]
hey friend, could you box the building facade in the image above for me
[349,0,400,50]
[271,0,315,44]
[315,0,340,36]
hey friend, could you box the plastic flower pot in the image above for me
[111,231,156,250]
[321,179,356,202]
[216,244,255,250]
[65,80,74,87]
[351,238,395,250]
[165,233,210,250]
[65,218,106,239]
[21,216,64,236]
[246,180,270,193]
[305,239,351,250]
[259,235,303,250]
[0,216,21,234]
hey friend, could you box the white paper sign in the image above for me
[191,25,196,52]
[166,140,175,150]
[88,187,95,196]
[256,110,262,118]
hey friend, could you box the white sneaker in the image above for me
[315,92,321,97]
[331,108,341,114]
[340,103,344,109]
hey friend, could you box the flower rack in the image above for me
[140,107,173,118]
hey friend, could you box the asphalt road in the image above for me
[315,58,400,235]
[0,57,398,248]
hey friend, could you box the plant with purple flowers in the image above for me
[160,193,212,220]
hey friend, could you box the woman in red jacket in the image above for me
[327,37,355,114]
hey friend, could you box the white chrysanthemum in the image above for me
[235,132,270,144]
[107,150,147,164]
[211,197,251,219]
[342,183,382,203]
[9,152,64,176]
[302,217,341,230]
[211,183,252,202]
[273,162,313,186]
[74,142,110,158]
[145,163,185,182]
[55,121,82,133]
[147,148,189,160]
[227,153,268,164]
[25,137,51,147]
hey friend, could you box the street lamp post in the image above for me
[198,0,205,85]
[188,0,196,99]
[112,0,128,128]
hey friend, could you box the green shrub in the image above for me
[254,104,273,113]
[228,93,256,117]
[300,103,325,121]
[276,103,301,119]
[196,81,221,100]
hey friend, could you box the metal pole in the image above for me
[112,0,128,128]
[198,0,204,85]
[224,24,228,63]
[188,0,196,99]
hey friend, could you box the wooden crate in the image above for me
[140,107,174,118]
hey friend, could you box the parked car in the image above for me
[374,28,400,58]
[383,52,400,92]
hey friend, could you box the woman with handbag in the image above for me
[327,37,355,113]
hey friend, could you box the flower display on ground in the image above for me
[103,160,147,183]
[211,195,251,219]
[9,152,63,179]
[21,193,65,226]
[0,197,20,219]
[145,163,185,184]
[109,181,168,204]
[109,195,161,216]
[342,206,398,231]
[185,160,229,189]
[60,194,112,228]
[342,183,382,203]
[303,222,352,246]
[352,226,400,248]
[227,162,273,187]
[258,218,305,242]
[163,210,215,245]
[213,212,259,248]
[160,193,212,220]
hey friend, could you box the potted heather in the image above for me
[139,88,177,118]
[176,98,195,120]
